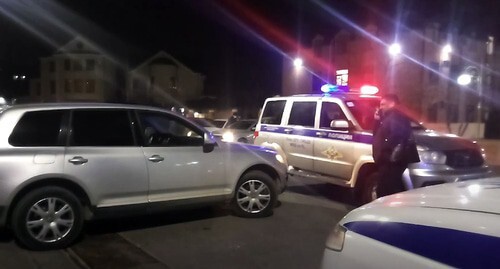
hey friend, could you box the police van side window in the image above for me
[288,101,316,127]
[261,100,286,125]
[320,102,347,129]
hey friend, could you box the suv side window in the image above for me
[261,100,286,124]
[288,101,316,127]
[320,102,347,129]
[9,110,64,146]
[70,110,134,146]
[138,111,203,147]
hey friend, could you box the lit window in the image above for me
[86,80,95,93]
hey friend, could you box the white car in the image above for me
[321,177,500,269]
[222,119,257,143]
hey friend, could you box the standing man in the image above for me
[372,94,419,198]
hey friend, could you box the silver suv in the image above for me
[0,103,287,249]
[254,92,492,203]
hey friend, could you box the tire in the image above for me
[11,186,84,250]
[356,172,379,206]
[237,138,248,143]
[232,171,277,218]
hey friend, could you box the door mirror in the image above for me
[330,120,350,130]
[203,133,217,153]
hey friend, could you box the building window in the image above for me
[429,61,439,84]
[64,80,72,93]
[35,82,41,96]
[76,42,83,50]
[170,77,177,89]
[49,61,55,72]
[64,59,71,71]
[86,59,95,71]
[133,78,146,91]
[74,79,84,93]
[73,60,83,71]
[336,69,349,86]
[50,80,56,94]
[86,80,95,93]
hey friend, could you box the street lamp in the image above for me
[457,66,483,138]
[293,58,303,69]
[388,43,402,56]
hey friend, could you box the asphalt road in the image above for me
[0,176,355,269]
[2,167,499,269]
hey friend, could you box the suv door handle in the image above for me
[316,131,327,136]
[148,155,164,163]
[68,156,88,165]
[284,128,293,134]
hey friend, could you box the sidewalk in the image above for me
[0,240,82,269]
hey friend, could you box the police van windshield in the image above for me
[346,99,424,131]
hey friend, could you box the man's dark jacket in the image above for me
[372,109,420,164]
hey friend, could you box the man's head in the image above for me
[379,94,400,113]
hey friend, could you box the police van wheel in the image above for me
[357,172,379,205]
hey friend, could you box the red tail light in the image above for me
[253,131,259,139]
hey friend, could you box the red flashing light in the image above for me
[360,85,379,95]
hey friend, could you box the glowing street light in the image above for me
[457,74,472,86]
[293,57,303,69]
[441,44,452,62]
[388,43,401,56]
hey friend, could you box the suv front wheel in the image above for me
[11,186,84,250]
[232,171,277,218]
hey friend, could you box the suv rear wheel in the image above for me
[11,186,84,250]
[232,171,277,218]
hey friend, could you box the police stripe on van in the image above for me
[344,221,500,269]
[260,124,373,144]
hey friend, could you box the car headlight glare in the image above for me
[418,150,447,164]
[275,154,285,164]
[222,132,234,142]
[325,223,347,252]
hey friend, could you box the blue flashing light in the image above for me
[321,84,349,93]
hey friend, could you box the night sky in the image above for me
[1,0,500,108]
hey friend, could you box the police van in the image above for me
[253,85,493,203]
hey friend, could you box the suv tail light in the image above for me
[253,131,259,139]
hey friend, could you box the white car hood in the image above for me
[371,177,500,215]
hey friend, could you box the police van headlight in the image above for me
[417,145,447,164]
[222,131,235,142]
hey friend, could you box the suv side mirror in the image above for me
[330,120,350,130]
[203,133,217,153]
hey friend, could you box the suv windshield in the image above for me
[345,99,424,131]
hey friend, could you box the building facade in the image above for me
[30,37,122,103]
[29,38,205,109]
[126,51,205,108]
[282,24,500,138]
